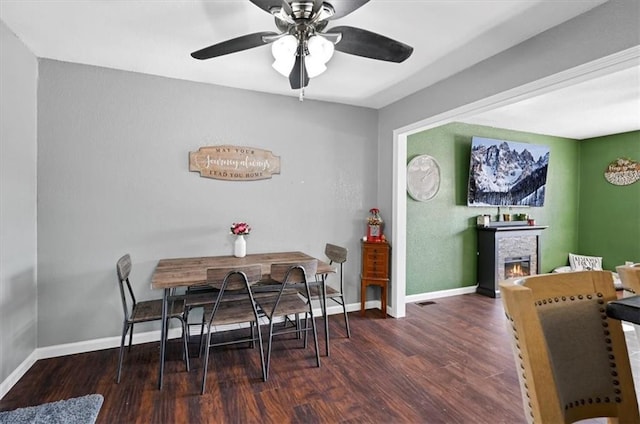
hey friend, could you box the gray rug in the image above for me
[0,394,103,424]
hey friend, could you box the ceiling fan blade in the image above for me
[312,0,324,15]
[289,55,309,89]
[280,0,293,16]
[325,0,370,20]
[191,32,279,60]
[248,0,281,14]
[329,25,413,63]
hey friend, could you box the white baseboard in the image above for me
[0,292,455,399]
[39,302,364,361]
[0,350,37,400]
[405,285,478,304]
[37,328,187,360]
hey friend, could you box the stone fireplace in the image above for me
[476,224,547,298]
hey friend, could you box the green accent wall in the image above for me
[406,122,581,296]
[578,131,640,268]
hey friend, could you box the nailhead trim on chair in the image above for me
[505,312,535,420]
[536,292,623,410]
[507,291,625,421]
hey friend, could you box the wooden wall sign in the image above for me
[604,157,640,186]
[189,145,281,181]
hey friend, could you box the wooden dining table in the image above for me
[151,251,335,390]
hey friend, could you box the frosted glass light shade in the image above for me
[272,56,296,76]
[271,34,298,77]
[305,55,327,78]
[271,35,298,60]
[307,35,334,63]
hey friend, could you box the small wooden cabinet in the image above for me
[360,240,391,318]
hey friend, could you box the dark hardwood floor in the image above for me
[1,294,638,423]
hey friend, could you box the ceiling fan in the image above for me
[191,0,413,96]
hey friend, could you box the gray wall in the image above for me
[0,21,38,384]
[36,60,378,346]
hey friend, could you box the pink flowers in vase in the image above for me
[230,222,251,236]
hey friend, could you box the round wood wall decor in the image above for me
[604,157,640,186]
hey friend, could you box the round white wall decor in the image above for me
[407,154,441,202]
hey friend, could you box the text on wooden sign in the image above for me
[189,145,281,181]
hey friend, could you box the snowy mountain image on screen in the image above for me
[467,137,550,207]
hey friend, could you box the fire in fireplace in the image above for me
[505,256,531,278]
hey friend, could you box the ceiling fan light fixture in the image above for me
[272,56,296,77]
[305,55,327,78]
[271,34,298,61]
[271,34,298,76]
[307,35,334,64]
[193,1,412,92]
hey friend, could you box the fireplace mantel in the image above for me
[478,225,549,233]
[476,225,548,298]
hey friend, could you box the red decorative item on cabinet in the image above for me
[366,208,384,242]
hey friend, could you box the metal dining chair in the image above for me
[115,254,190,383]
[256,260,321,380]
[177,285,218,355]
[199,265,266,394]
[298,243,351,338]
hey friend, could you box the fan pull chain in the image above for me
[299,52,305,101]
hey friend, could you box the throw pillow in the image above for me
[569,253,603,271]
[552,266,572,273]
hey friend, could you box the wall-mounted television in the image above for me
[467,137,550,207]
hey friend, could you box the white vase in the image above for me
[234,235,246,258]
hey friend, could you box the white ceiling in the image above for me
[460,65,640,140]
[1,0,638,139]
